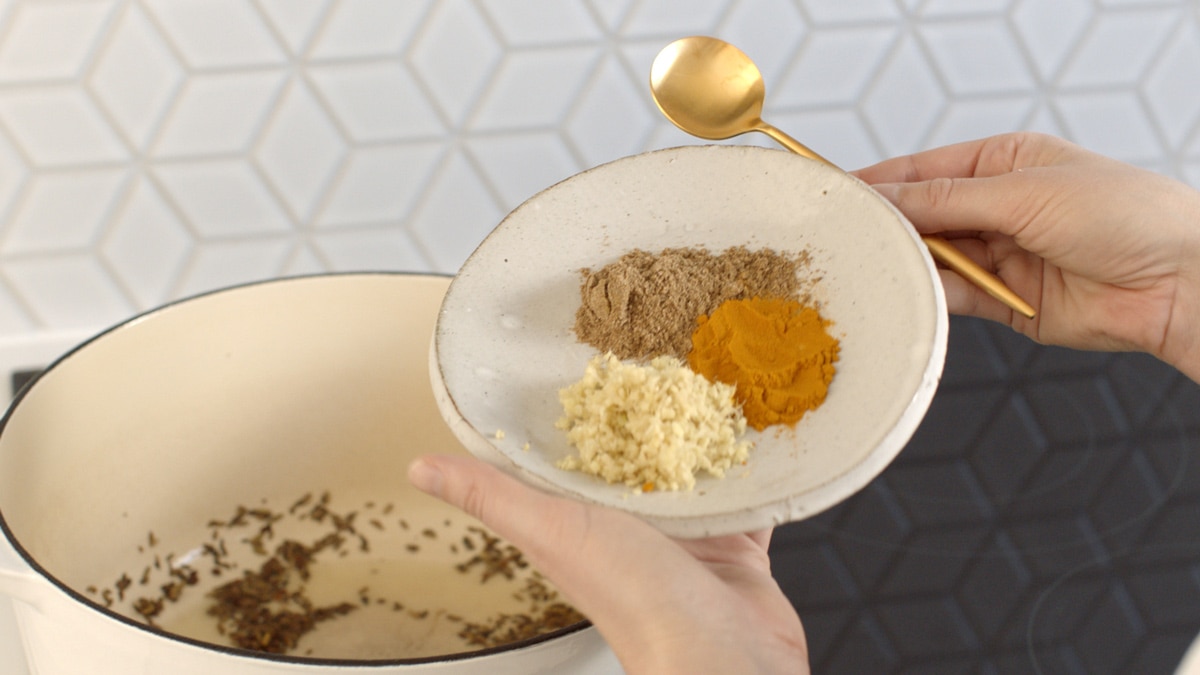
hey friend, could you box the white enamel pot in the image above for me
[0,273,618,674]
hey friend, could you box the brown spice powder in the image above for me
[573,246,810,360]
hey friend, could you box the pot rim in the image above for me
[0,270,593,667]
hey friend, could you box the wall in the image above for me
[0,0,1197,364]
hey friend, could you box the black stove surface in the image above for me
[769,315,1200,674]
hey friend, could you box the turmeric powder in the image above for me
[688,297,839,430]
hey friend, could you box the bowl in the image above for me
[431,145,949,538]
[0,273,616,674]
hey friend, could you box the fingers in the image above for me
[935,266,1023,324]
[852,132,1071,184]
[871,174,1037,239]
[853,136,993,184]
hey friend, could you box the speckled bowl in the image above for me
[432,145,949,538]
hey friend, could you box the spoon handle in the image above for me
[921,236,1036,319]
[757,123,1037,319]
[756,123,835,166]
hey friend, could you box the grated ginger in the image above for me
[555,353,752,491]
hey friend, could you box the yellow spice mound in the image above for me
[555,353,752,492]
[689,297,839,431]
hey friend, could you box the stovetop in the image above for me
[769,315,1200,674]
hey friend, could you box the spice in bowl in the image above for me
[573,246,811,360]
[558,245,840,490]
[556,353,751,492]
[689,296,839,430]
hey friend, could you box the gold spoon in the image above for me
[649,36,1037,320]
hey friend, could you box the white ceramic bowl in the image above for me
[432,145,949,538]
[0,273,617,674]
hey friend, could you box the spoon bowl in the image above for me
[650,36,831,164]
[649,37,767,141]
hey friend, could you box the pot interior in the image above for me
[0,273,583,661]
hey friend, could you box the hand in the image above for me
[853,132,1200,383]
[407,455,810,674]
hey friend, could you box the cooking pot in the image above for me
[0,273,618,674]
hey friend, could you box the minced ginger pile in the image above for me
[555,353,752,492]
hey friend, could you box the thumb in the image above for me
[407,454,604,575]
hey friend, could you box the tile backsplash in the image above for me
[0,0,1199,352]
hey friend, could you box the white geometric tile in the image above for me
[307,0,431,59]
[254,0,332,56]
[1190,133,1200,162]
[279,242,328,276]
[1022,104,1067,139]
[100,176,193,307]
[316,142,443,229]
[643,116,708,150]
[3,168,128,254]
[0,88,129,166]
[152,160,291,237]
[925,97,1034,148]
[798,0,901,25]
[470,47,598,131]
[4,255,133,330]
[253,78,347,222]
[151,70,287,157]
[775,26,898,107]
[311,228,433,273]
[1058,9,1179,87]
[141,0,287,69]
[0,279,35,336]
[477,0,602,46]
[919,20,1036,95]
[614,39,667,93]
[0,0,1199,352]
[1099,0,1188,6]
[408,0,502,126]
[468,132,582,208]
[173,238,293,298]
[1009,0,1093,82]
[0,0,115,83]
[584,0,637,31]
[773,108,882,169]
[407,150,504,272]
[717,0,807,90]
[1055,92,1162,162]
[621,0,730,37]
[0,130,28,220]
[564,55,656,167]
[1182,162,1200,191]
[860,35,947,156]
[87,3,184,151]
[1141,21,1200,148]
[308,62,445,142]
[919,0,1012,16]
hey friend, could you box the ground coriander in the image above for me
[573,246,811,360]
